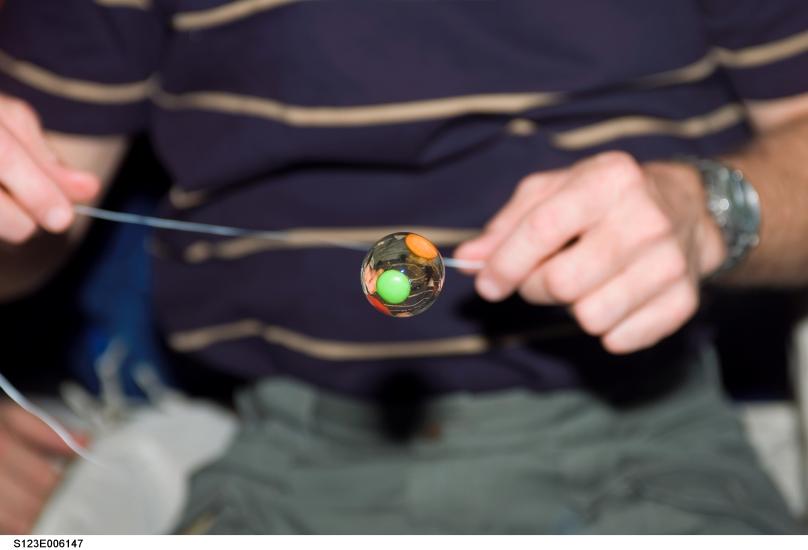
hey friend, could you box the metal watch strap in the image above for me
[683,157,761,276]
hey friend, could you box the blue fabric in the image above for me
[68,195,172,397]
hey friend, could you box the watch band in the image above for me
[683,157,761,276]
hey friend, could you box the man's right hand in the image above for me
[0,95,100,244]
[0,401,85,534]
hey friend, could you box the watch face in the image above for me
[739,178,761,238]
[705,163,733,228]
[708,195,731,226]
[726,168,761,236]
[696,158,761,273]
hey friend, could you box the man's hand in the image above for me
[0,95,127,302]
[455,151,727,354]
[0,402,85,534]
[0,94,100,244]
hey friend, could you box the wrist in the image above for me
[645,161,728,277]
[680,157,762,279]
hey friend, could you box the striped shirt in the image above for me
[2,0,808,397]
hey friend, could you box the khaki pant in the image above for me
[178,347,799,534]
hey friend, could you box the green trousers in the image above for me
[178,347,800,534]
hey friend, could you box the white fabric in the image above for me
[34,397,237,535]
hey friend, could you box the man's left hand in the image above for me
[455,151,727,354]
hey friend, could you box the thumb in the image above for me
[453,237,495,275]
[0,99,101,204]
[49,163,101,203]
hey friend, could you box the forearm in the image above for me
[0,232,78,301]
[721,114,808,286]
[0,132,128,302]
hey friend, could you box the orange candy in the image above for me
[404,233,439,260]
[366,294,390,315]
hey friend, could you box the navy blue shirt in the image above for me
[2,0,808,397]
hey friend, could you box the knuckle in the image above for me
[484,215,510,234]
[602,333,632,355]
[666,286,698,325]
[642,207,674,240]
[518,173,545,194]
[580,239,617,279]
[662,247,689,282]
[598,151,643,188]
[1,97,26,113]
[23,187,57,219]
[486,262,518,289]
[544,262,576,303]
[572,300,607,336]
[596,150,638,170]
[0,131,16,167]
[526,207,548,234]
[519,170,561,195]
[596,150,634,165]
[517,284,542,305]
[526,205,563,246]
[675,285,699,319]
[0,96,21,113]
[4,99,39,128]
[648,240,689,284]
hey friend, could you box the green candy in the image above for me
[376,270,411,305]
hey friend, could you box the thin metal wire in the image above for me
[74,205,485,270]
[0,371,104,467]
[0,207,484,468]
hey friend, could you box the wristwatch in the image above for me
[684,157,761,276]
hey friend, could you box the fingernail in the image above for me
[45,206,72,232]
[477,276,504,301]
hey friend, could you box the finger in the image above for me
[570,240,689,335]
[475,152,649,302]
[519,195,675,305]
[601,278,699,354]
[0,98,56,163]
[475,179,607,301]
[1,404,83,456]
[0,189,37,244]
[0,470,43,532]
[0,127,74,233]
[0,100,97,202]
[516,230,618,305]
[0,505,30,535]
[49,163,100,203]
[484,170,569,236]
[453,233,494,276]
[454,170,567,267]
[0,431,62,497]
